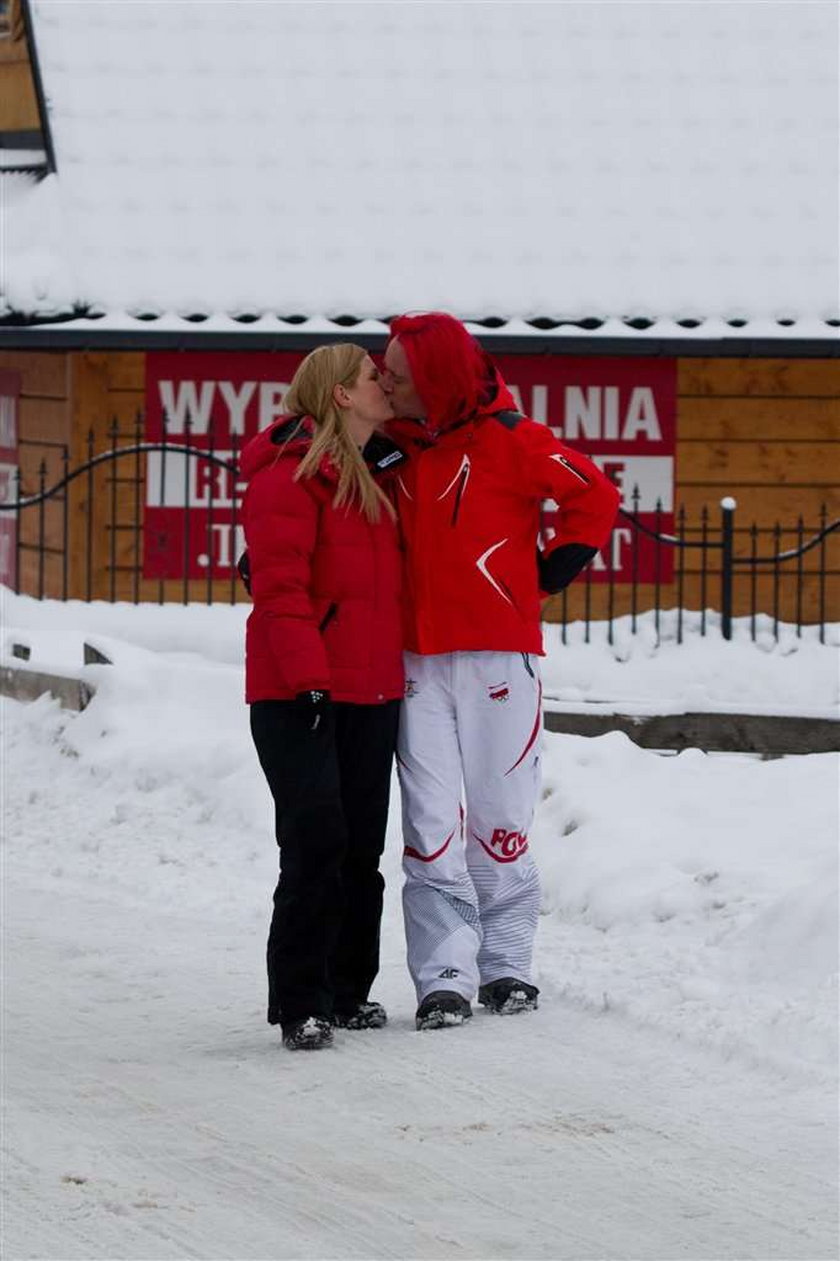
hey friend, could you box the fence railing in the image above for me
[574,486,839,645]
[2,426,838,644]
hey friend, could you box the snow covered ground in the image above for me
[2,592,838,1260]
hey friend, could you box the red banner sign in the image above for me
[144,351,676,583]
[144,352,301,579]
[0,369,20,589]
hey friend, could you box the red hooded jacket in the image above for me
[240,418,405,704]
[389,372,620,657]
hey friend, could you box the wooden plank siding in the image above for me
[0,351,70,597]
[678,397,840,441]
[0,351,68,399]
[0,14,41,132]
[677,359,840,398]
[6,350,840,622]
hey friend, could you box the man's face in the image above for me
[381,338,426,420]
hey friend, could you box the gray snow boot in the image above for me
[478,977,539,1015]
[415,990,472,1031]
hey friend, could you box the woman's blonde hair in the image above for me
[283,343,394,523]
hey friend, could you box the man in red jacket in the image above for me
[382,312,620,1031]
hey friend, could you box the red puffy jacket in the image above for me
[389,372,620,656]
[240,418,405,705]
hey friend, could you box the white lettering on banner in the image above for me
[533,385,548,424]
[158,380,215,434]
[259,382,289,427]
[562,387,598,440]
[590,528,633,572]
[218,381,257,434]
[604,388,620,441]
[563,386,662,442]
[591,456,673,512]
[197,523,247,570]
[0,395,16,448]
[145,451,246,508]
[622,388,661,441]
[157,380,292,434]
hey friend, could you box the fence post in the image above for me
[14,466,21,594]
[720,496,736,641]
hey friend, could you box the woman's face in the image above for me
[338,356,394,429]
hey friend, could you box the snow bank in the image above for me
[3,589,838,717]
[532,732,838,1075]
[540,611,840,719]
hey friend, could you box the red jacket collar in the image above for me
[239,415,406,483]
[239,414,311,481]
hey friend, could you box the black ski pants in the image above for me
[249,699,400,1030]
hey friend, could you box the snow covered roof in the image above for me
[2,0,839,341]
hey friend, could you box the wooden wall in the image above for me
[0,1,41,131]
[674,357,839,624]
[0,350,70,598]
[6,348,840,623]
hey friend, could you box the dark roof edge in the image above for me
[21,0,57,175]
[0,326,837,358]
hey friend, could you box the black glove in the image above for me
[294,689,331,732]
[537,543,598,594]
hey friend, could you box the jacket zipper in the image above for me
[319,602,338,632]
[451,465,469,526]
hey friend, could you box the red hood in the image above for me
[474,362,520,420]
[239,415,312,482]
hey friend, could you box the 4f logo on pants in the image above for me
[474,827,529,863]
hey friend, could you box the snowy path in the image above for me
[3,606,838,1261]
[5,875,835,1261]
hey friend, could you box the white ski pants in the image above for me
[397,650,543,1003]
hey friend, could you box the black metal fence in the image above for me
[2,424,838,644]
[558,488,838,646]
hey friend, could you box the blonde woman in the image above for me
[240,344,405,1051]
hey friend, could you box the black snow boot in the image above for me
[282,1016,334,1051]
[415,991,472,1031]
[478,977,539,1015]
[332,1001,388,1030]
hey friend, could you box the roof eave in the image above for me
[0,323,837,357]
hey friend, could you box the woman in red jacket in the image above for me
[241,344,405,1051]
